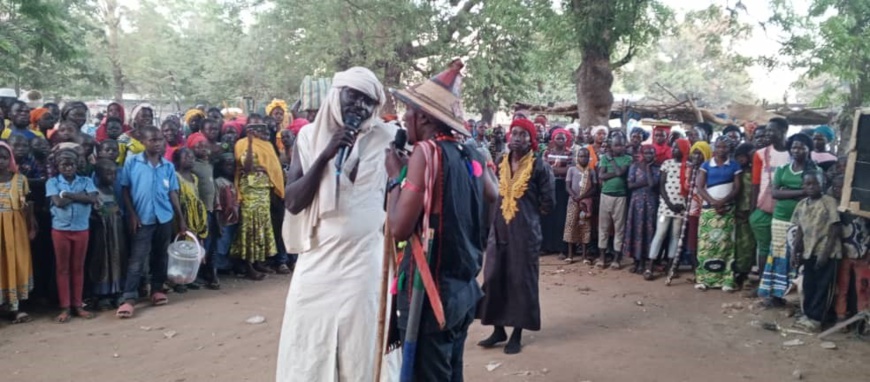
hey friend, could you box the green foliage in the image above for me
[770,0,870,107]
[560,0,672,67]
[618,5,756,106]
[0,0,103,95]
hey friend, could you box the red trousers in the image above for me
[835,257,870,319]
[51,229,90,309]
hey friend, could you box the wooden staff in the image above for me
[374,195,397,382]
[666,162,698,285]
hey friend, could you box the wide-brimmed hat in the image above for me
[390,59,469,136]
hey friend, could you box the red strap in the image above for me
[410,234,446,329]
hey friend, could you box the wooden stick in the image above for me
[374,196,397,382]
[817,310,869,340]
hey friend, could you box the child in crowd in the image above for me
[188,132,220,289]
[644,139,690,280]
[50,120,80,146]
[220,123,241,153]
[172,147,209,292]
[46,149,98,322]
[201,118,224,158]
[564,147,597,264]
[30,136,51,168]
[0,141,37,323]
[104,117,127,164]
[625,145,661,273]
[733,143,757,288]
[97,140,120,163]
[597,132,632,269]
[791,170,841,332]
[116,126,186,319]
[88,159,127,310]
[214,152,241,274]
[9,134,44,181]
[163,119,183,162]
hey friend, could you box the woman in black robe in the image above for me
[477,118,554,355]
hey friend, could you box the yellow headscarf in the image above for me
[265,99,291,127]
[691,141,712,161]
[233,136,285,200]
[184,109,205,125]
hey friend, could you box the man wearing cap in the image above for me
[386,60,497,381]
[477,117,555,355]
[277,67,396,381]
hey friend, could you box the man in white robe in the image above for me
[276,67,396,381]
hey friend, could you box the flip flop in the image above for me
[151,292,169,306]
[116,303,135,319]
[643,270,654,281]
[56,309,72,323]
[74,307,95,319]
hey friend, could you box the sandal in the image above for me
[595,260,605,269]
[253,262,275,274]
[564,257,574,264]
[274,264,292,275]
[173,284,188,294]
[116,303,135,319]
[583,259,593,265]
[56,309,72,323]
[11,312,31,324]
[74,307,95,319]
[246,270,266,281]
[609,261,621,270]
[151,292,169,306]
[643,270,654,281]
[694,283,708,291]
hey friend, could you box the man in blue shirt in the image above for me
[46,148,98,323]
[116,125,187,319]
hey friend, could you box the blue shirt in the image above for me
[120,153,179,225]
[46,175,98,231]
[700,158,742,207]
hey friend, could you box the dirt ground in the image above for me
[1,256,869,382]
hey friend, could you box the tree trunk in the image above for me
[480,86,495,124]
[104,0,125,102]
[574,52,614,129]
[381,62,402,115]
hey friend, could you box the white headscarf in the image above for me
[284,67,389,253]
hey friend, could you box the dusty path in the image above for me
[1,257,868,382]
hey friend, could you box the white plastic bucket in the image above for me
[166,231,204,285]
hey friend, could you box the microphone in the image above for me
[393,129,408,153]
[335,114,363,175]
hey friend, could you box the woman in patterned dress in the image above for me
[695,137,742,291]
[231,123,285,280]
[564,147,597,263]
[624,145,661,273]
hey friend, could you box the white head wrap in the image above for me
[284,67,394,253]
[591,125,609,137]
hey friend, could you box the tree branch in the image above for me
[406,0,481,59]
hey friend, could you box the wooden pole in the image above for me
[374,198,396,382]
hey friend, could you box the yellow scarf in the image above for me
[177,172,208,239]
[498,151,535,223]
[234,137,285,200]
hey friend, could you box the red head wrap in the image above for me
[95,102,130,142]
[534,114,548,126]
[186,132,208,149]
[288,118,309,135]
[222,120,244,136]
[509,118,538,149]
[550,128,573,147]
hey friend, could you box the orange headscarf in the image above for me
[29,107,49,131]
[234,136,285,200]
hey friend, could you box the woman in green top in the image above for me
[757,134,815,307]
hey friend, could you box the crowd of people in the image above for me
[0,93,306,323]
[0,64,868,381]
[468,114,868,336]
